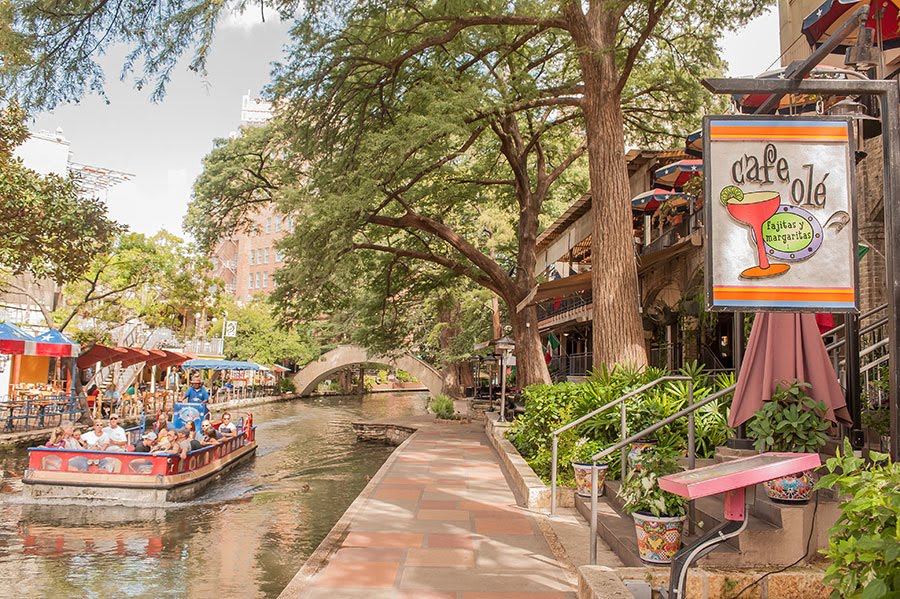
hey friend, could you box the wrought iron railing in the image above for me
[536,291,592,322]
[1,396,85,433]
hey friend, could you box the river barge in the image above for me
[22,410,257,503]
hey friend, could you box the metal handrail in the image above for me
[586,382,737,564]
[549,375,692,515]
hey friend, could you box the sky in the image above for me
[32,7,782,241]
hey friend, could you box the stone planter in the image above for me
[572,462,609,497]
[764,470,815,503]
[632,512,686,564]
[627,439,657,473]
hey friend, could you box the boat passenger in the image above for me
[44,426,66,449]
[184,375,210,403]
[175,429,192,459]
[219,412,237,437]
[200,421,222,445]
[152,411,168,434]
[66,427,85,450]
[82,422,110,451]
[133,431,156,453]
[103,415,129,452]
[151,430,174,454]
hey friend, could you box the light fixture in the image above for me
[828,98,881,160]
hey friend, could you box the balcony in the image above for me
[536,291,592,331]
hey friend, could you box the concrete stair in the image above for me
[574,477,840,569]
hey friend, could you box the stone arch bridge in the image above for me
[292,345,444,397]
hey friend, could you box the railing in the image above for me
[549,376,693,515]
[1,396,85,434]
[584,383,736,564]
[536,291,592,322]
[210,385,277,403]
[177,338,225,356]
[640,207,702,256]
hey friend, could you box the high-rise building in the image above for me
[210,94,289,302]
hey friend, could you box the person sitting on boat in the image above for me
[151,411,168,435]
[43,426,67,449]
[103,414,129,452]
[66,427,85,450]
[200,420,222,445]
[175,428,193,459]
[151,430,174,454]
[133,431,156,453]
[218,412,237,437]
[82,422,110,451]
[183,375,210,403]
[185,420,203,450]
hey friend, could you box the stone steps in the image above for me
[575,476,839,569]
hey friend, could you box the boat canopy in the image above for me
[181,359,261,371]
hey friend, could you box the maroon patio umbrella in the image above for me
[729,312,852,428]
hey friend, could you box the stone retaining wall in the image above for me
[351,422,417,445]
[483,413,574,510]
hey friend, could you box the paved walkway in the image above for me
[281,422,576,599]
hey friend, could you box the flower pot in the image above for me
[571,462,609,497]
[764,470,815,503]
[627,440,657,473]
[632,512,686,564]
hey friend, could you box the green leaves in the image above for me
[618,446,687,518]
[816,440,900,598]
[746,381,831,453]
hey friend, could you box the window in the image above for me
[266,218,272,233]
[286,216,293,231]
[249,272,254,289]
[275,218,282,232]
[250,249,256,265]
[262,272,268,288]
[264,247,270,264]
[256,272,261,288]
[276,250,284,262]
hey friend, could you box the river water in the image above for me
[0,392,429,598]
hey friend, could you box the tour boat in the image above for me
[22,406,257,503]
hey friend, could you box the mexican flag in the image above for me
[544,333,560,364]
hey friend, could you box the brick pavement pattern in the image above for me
[291,423,576,599]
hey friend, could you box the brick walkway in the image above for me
[282,423,576,599]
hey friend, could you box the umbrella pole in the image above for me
[845,315,864,448]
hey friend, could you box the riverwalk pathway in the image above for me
[280,421,576,599]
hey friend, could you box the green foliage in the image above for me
[862,364,890,438]
[0,99,124,285]
[815,440,900,599]
[746,381,831,453]
[571,437,607,465]
[279,377,296,394]
[618,446,687,518]
[210,298,318,367]
[507,363,733,486]
[429,395,456,419]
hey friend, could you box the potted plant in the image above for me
[618,446,688,564]
[746,380,830,503]
[571,437,609,497]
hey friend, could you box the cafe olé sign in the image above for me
[704,115,859,313]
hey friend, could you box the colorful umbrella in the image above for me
[685,129,703,157]
[631,189,692,212]
[653,159,703,190]
[803,0,900,52]
[33,329,81,358]
[0,323,37,355]
[732,66,868,114]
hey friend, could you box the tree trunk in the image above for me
[337,369,353,394]
[569,5,648,368]
[508,303,551,387]
[441,361,473,397]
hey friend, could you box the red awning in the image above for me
[76,344,130,369]
[155,351,190,369]
[117,348,151,368]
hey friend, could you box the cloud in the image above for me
[219,5,267,31]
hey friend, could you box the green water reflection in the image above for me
[0,392,428,598]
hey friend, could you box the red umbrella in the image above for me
[631,189,692,212]
[33,329,80,358]
[732,66,868,114]
[729,313,852,428]
[76,344,130,369]
[802,0,900,52]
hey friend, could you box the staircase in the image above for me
[574,453,840,569]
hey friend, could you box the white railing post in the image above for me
[551,434,558,515]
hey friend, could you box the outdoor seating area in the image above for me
[1,395,84,433]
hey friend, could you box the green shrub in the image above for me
[746,380,830,453]
[429,395,456,419]
[816,440,900,598]
[279,378,296,394]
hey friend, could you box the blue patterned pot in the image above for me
[764,470,815,503]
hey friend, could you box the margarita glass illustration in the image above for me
[720,186,790,279]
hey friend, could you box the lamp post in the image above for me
[495,336,515,422]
